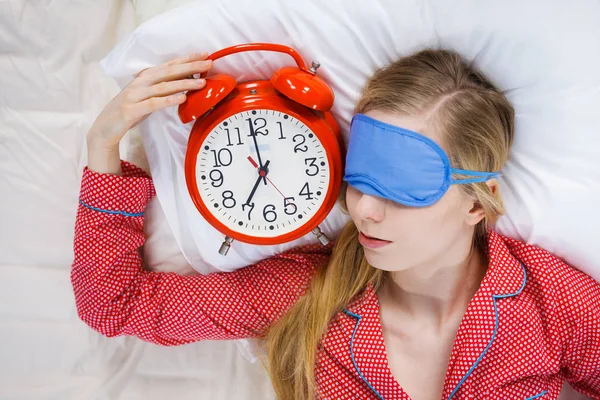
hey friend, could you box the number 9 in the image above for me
[210,169,223,187]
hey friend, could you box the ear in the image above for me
[465,179,498,226]
[486,178,499,196]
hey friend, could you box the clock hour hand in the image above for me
[243,176,261,211]
[243,159,270,207]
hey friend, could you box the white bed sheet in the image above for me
[0,1,273,399]
[0,0,588,399]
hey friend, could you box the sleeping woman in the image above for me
[72,49,600,400]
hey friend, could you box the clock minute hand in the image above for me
[248,117,267,184]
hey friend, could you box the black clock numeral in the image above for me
[304,157,319,176]
[246,117,269,137]
[284,197,297,215]
[263,204,277,222]
[211,148,233,167]
[293,134,308,153]
[225,127,244,146]
[276,121,286,140]
[222,190,236,209]
[242,201,255,220]
[209,169,223,187]
[299,182,314,200]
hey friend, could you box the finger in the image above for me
[135,52,208,80]
[163,52,209,68]
[128,92,187,121]
[129,78,206,102]
[144,59,213,85]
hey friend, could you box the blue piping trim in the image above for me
[342,309,385,400]
[447,263,528,399]
[342,263,527,400]
[79,199,144,217]
[526,390,548,399]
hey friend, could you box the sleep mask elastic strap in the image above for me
[451,169,501,184]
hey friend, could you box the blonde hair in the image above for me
[263,48,515,399]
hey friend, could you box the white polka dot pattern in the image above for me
[314,234,600,399]
[72,161,334,345]
[72,161,600,399]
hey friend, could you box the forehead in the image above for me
[363,110,444,147]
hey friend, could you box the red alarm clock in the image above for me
[179,43,344,255]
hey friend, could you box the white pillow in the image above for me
[100,0,600,284]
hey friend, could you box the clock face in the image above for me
[195,109,331,238]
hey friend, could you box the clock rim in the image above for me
[184,80,344,246]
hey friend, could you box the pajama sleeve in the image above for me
[71,161,333,346]
[559,262,600,399]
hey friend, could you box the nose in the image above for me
[355,192,386,222]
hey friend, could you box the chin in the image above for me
[363,252,410,272]
[365,253,398,272]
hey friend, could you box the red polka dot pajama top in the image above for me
[71,161,600,400]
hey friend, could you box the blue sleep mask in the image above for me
[343,113,501,207]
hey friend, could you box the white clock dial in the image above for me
[195,109,331,238]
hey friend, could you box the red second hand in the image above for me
[247,156,259,169]
[265,176,286,198]
[247,156,287,199]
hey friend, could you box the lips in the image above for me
[361,231,390,242]
[358,231,392,249]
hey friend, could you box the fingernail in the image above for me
[194,78,205,86]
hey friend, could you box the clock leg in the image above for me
[311,226,331,246]
[219,236,234,256]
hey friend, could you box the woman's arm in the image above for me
[72,161,333,346]
[86,52,213,175]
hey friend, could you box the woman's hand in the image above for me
[87,52,213,174]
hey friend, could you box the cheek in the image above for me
[386,198,461,240]
[386,209,437,239]
[344,187,359,216]
[414,198,466,240]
